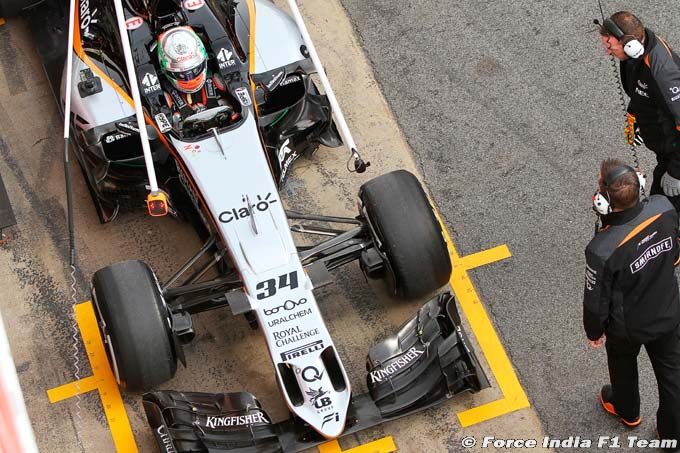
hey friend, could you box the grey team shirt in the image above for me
[622,29,680,142]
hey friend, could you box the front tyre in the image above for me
[359,170,451,300]
[92,260,177,391]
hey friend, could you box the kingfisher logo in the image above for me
[369,347,424,383]
[266,71,285,90]
[203,412,269,429]
[630,236,673,274]
[79,0,98,39]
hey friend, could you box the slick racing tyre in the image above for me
[359,170,451,300]
[92,260,177,391]
[0,0,41,16]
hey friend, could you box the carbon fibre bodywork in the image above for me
[367,292,489,417]
[142,292,488,453]
[144,392,281,452]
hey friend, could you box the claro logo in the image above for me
[219,193,278,223]
[79,0,98,39]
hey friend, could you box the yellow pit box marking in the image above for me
[47,301,138,452]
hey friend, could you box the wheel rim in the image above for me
[361,203,398,295]
[104,333,122,385]
[92,290,122,385]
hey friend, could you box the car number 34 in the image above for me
[256,271,299,300]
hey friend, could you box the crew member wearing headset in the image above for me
[599,12,680,211]
[585,158,680,447]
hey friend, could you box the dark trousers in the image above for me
[648,141,680,212]
[606,326,680,443]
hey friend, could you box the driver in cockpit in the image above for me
[157,26,237,128]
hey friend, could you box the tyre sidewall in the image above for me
[360,170,451,300]
[92,260,177,391]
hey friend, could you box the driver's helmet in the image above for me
[157,26,208,93]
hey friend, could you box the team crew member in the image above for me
[599,12,680,210]
[584,158,680,446]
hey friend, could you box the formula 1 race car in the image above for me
[5,0,489,450]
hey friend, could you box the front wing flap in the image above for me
[143,391,281,453]
[367,291,489,418]
[143,292,489,452]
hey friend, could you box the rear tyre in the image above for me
[359,170,451,300]
[92,260,177,391]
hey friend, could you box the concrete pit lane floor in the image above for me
[0,0,563,451]
[338,0,680,452]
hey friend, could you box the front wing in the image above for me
[143,292,488,452]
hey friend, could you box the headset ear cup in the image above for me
[593,192,611,215]
[624,39,645,58]
[636,171,647,195]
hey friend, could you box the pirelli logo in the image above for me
[280,340,324,361]
[630,236,673,274]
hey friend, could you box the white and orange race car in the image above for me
[3,0,489,450]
